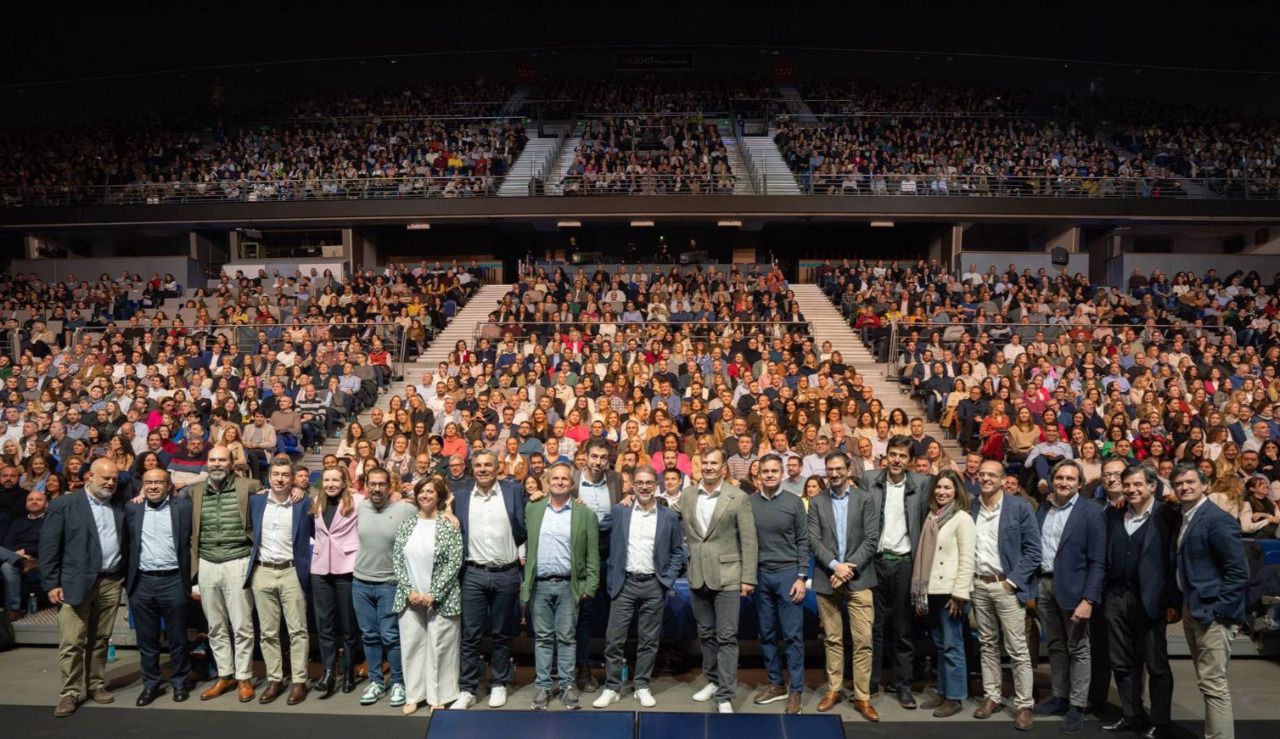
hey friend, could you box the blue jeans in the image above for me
[1,549,26,611]
[353,578,403,686]
[753,569,805,693]
[532,579,578,690]
[459,565,521,694]
[928,594,968,700]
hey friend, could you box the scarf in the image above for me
[910,502,959,613]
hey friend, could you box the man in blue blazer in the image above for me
[39,457,128,718]
[1171,464,1247,739]
[1032,460,1106,733]
[451,450,527,710]
[1103,465,1181,739]
[244,457,315,706]
[592,465,685,710]
[124,467,194,706]
[970,459,1042,732]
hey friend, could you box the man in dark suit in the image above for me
[813,451,881,721]
[1103,465,1181,739]
[450,450,527,710]
[571,438,624,693]
[125,468,194,706]
[245,457,315,706]
[971,459,1042,731]
[1171,464,1247,739]
[592,465,684,710]
[861,434,930,707]
[1032,460,1106,734]
[39,457,127,718]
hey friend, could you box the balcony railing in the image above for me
[795,172,1280,199]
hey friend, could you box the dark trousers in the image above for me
[576,556,609,664]
[311,572,359,672]
[690,586,741,703]
[132,572,190,690]
[872,555,915,688]
[602,575,666,691]
[459,565,521,694]
[1091,599,1114,708]
[753,568,805,694]
[1106,589,1172,726]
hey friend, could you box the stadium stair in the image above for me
[545,136,582,195]
[299,283,511,468]
[498,136,563,197]
[721,137,757,194]
[790,284,964,459]
[742,133,802,195]
[776,83,818,123]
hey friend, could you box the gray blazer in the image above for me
[861,469,931,554]
[808,486,881,595]
[678,482,758,591]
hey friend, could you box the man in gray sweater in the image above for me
[748,454,809,714]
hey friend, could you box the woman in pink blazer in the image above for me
[311,466,363,697]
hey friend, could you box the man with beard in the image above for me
[39,458,127,718]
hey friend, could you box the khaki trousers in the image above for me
[971,577,1034,709]
[816,587,874,699]
[251,564,310,684]
[199,557,256,681]
[57,574,124,699]
[1183,615,1235,739]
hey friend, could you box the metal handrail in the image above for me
[790,172,1278,199]
[557,171,739,196]
[471,318,813,342]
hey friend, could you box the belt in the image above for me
[98,569,125,579]
[259,560,294,570]
[876,552,912,562]
[468,561,519,572]
[1040,571,1055,579]
[976,573,1007,584]
[141,568,180,577]
[536,575,569,582]
[626,572,657,581]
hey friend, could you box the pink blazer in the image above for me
[311,499,361,576]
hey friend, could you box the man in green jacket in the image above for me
[521,462,599,711]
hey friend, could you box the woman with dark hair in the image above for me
[311,466,363,697]
[910,470,974,718]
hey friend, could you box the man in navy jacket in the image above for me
[1033,460,1106,734]
[244,458,314,706]
[592,465,685,710]
[1171,464,1247,739]
[970,459,1042,731]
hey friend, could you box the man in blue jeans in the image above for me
[352,467,415,708]
[748,454,808,714]
[521,462,599,710]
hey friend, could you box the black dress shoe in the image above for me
[172,687,190,703]
[136,687,164,707]
[1141,726,1170,739]
[341,666,358,694]
[316,670,336,700]
[897,686,918,710]
[1103,718,1144,733]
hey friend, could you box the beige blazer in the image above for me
[678,482,758,591]
[926,511,976,600]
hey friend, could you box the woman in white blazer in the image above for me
[910,469,975,718]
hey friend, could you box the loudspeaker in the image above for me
[1050,246,1069,265]
[679,250,709,265]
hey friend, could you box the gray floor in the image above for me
[2,646,1278,724]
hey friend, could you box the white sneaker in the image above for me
[635,688,657,708]
[488,685,507,708]
[692,683,719,702]
[451,691,476,710]
[718,701,734,714]
[592,689,620,709]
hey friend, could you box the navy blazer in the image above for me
[38,491,128,607]
[1035,495,1106,610]
[124,495,194,595]
[605,502,685,598]
[1177,500,1248,626]
[972,493,1042,604]
[1104,500,1181,621]
[244,494,315,587]
[453,479,527,563]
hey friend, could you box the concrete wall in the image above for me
[10,256,201,287]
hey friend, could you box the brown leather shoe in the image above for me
[853,699,880,722]
[54,695,78,718]
[816,690,843,712]
[920,693,944,710]
[785,692,803,715]
[287,682,309,705]
[88,689,114,704]
[238,679,256,703]
[1014,708,1034,731]
[6,610,24,622]
[753,684,788,705]
[258,681,285,705]
[974,697,1001,719]
[200,677,237,701]
[934,699,963,718]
